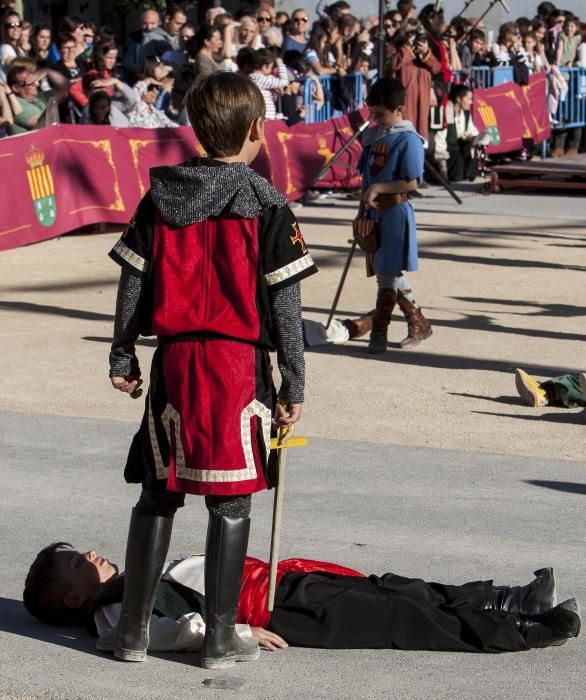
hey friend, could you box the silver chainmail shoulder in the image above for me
[109,269,143,378]
[269,282,305,404]
[150,160,288,229]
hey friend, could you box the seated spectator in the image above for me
[186,27,224,88]
[235,16,263,52]
[142,3,187,58]
[161,22,196,69]
[0,78,21,135]
[75,43,137,121]
[6,63,69,134]
[304,21,345,76]
[523,32,547,73]
[555,15,580,67]
[249,47,289,119]
[235,46,256,75]
[122,8,161,82]
[133,56,174,115]
[17,19,31,56]
[48,16,85,65]
[53,33,84,82]
[283,8,309,54]
[280,71,306,125]
[256,4,276,33]
[1,10,26,79]
[262,26,283,49]
[82,89,130,127]
[128,80,178,128]
[276,12,289,30]
[434,84,482,182]
[31,24,52,68]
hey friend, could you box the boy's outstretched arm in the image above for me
[109,268,143,397]
[269,282,304,443]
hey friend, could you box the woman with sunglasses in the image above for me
[491,22,526,66]
[0,11,26,79]
[283,9,310,54]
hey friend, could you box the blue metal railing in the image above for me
[302,67,586,135]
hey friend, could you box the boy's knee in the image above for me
[205,494,252,518]
[135,487,184,517]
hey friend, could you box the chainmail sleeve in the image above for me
[109,268,143,378]
[268,282,305,403]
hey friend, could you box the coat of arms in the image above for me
[25,146,57,227]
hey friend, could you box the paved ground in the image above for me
[0,183,585,699]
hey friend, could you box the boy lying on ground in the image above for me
[23,542,581,657]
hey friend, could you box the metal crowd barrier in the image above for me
[302,73,364,123]
[301,67,586,136]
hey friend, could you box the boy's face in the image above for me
[368,104,403,128]
[56,549,118,608]
[260,61,274,75]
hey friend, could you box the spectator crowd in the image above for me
[0,1,585,175]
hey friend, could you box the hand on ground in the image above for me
[250,627,288,651]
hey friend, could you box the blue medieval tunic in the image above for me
[359,121,425,273]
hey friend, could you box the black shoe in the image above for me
[113,508,174,662]
[202,515,260,670]
[517,598,581,649]
[485,567,556,615]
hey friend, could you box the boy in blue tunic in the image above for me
[361,78,432,354]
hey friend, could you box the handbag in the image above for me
[352,203,379,253]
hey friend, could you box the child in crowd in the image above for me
[106,72,316,670]
[357,78,432,353]
[249,47,289,119]
[280,72,306,125]
[23,541,581,654]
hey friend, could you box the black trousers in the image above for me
[269,571,527,653]
[447,141,479,182]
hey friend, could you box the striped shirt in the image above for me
[250,62,289,120]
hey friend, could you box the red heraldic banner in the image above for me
[0,115,364,252]
[472,73,551,154]
[0,77,551,252]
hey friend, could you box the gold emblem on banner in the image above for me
[25,146,57,227]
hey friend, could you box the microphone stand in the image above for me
[453,0,479,21]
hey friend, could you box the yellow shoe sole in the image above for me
[515,369,547,407]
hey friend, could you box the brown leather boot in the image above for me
[397,290,432,348]
[367,289,397,354]
[341,310,374,339]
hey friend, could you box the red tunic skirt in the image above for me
[125,337,274,497]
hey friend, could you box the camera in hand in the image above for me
[415,30,428,43]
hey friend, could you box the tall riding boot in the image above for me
[516,598,581,649]
[396,290,432,348]
[484,568,556,615]
[114,508,174,661]
[367,288,397,354]
[202,514,260,670]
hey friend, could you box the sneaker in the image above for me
[515,369,547,407]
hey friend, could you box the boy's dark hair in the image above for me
[236,46,256,72]
[449,83,472,103]
[56,32,76,49]
[185,72,265,157]
[23,542,87,626]
[253,47,275,70]
[366,78,406,110]
[469,29,486,43]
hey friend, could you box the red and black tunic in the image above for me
[109,160,317,497]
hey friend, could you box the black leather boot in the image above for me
[113,508,174,661]
[367,288,397,354]
[484,567,556,615]
[517,598,581,649]
[201,514,260,670]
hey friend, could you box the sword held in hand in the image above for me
[266,420,308,612]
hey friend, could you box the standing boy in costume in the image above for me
[359,78,432,354]
[107,72,317,669]
[24,541,581,654]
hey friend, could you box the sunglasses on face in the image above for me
[6,21,22,28]
[293,17,309,22]
[62,45,76,50]
[257,16,273,22]
[84,33,95,39]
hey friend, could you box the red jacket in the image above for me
[237,556,365,628]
